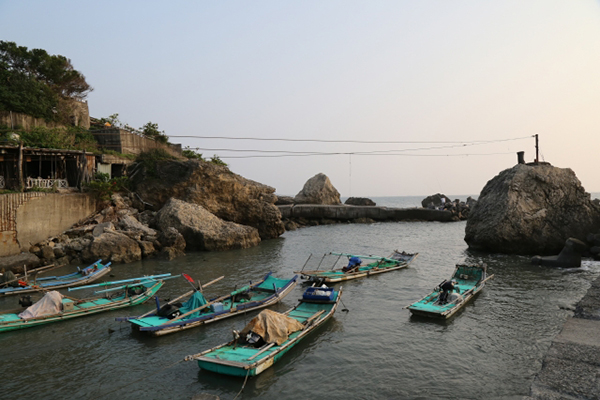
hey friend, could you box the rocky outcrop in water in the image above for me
[421,193,475,221]
[465,163,600,255]
[294,173,341,205]
[128,160,284,240]
[531,237,587,268]
[345,197,376,206]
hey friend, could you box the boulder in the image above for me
[128,160,284,240]
[118,215,157,237]
[421,193,452,209]
[155,198,261,252]
[345,197,376,206]
[84,231,142,264]
[531,237,587,268]
[0,252,41,273]
[158,227,186,252]
[465,163,600,255]
[275,195,295,205]
[294,173,341,205]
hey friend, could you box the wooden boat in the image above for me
[118,273,298,336]
[185,285,342,377]
[0,260,112,297]
[406,263,494,319]
[0,276,165,333]
[296,250,418,283]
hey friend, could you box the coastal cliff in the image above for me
[128,159,284,240]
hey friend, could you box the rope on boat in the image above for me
[90,358,184,399]
[233,369,251,400]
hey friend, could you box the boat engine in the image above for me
[157,303,181,319]
[19,295,32,307]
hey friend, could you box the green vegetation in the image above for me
[209,154,228,167]
[0,40,92,122]
[182,146,204,160]
[84,172,130,201]
[0,125,98,151]
[134,148,177,178]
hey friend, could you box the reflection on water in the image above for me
[1,219,599,400]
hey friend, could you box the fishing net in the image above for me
[240,309,304,345]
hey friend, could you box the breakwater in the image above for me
[278,204,454,222]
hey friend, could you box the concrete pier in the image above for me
[277,204,454,222]
[529,275,600,398]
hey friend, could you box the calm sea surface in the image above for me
[2,196,600,400]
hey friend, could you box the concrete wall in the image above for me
[0,101,90,130]
[91,129,182,158]
[0,193,96,257]
[278,204,453,222]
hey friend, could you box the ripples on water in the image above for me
[2,198,600,399]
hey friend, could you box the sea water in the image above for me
[1,196,599,399]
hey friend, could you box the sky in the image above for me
[1,1,599,197]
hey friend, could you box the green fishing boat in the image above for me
[117,273,298,336]
[0,260,112,297]
[0,276,165,333]
[406,263,494,319]
[185,285,342,377]
[297,250,418,283]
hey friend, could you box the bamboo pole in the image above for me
[247,343,276,360]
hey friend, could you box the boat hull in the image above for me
[0,281,162,333]
[124,274,298,337]
[0,260,111,297]
[407,264,492,319]
[298,251,418,283]
[191,288,342,377]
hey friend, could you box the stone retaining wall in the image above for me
[278,204,453,222]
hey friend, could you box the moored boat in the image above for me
[0,276,165,333]
[296,250,418,283]
[406,263,494,319]
[0,260,112,297]
[117,273,298,336]
[185,285,342,377]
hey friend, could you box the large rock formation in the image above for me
[155,198,261,251]
[465,163,600,255]
[128,160,284,240]
[294,173,341,205]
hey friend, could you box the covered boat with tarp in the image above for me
[406,263,494,319]
[296,250,418,283]
[0,275,166,333]
[185,285,342,377]
[118,273,298,336]
[0,260,111,297]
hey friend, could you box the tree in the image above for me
[0,41,92,121]
[141,121,169,144]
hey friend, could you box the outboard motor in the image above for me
[157,303,181,319]
[19,295,33,308]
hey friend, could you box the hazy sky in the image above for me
[1,1,599,197]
